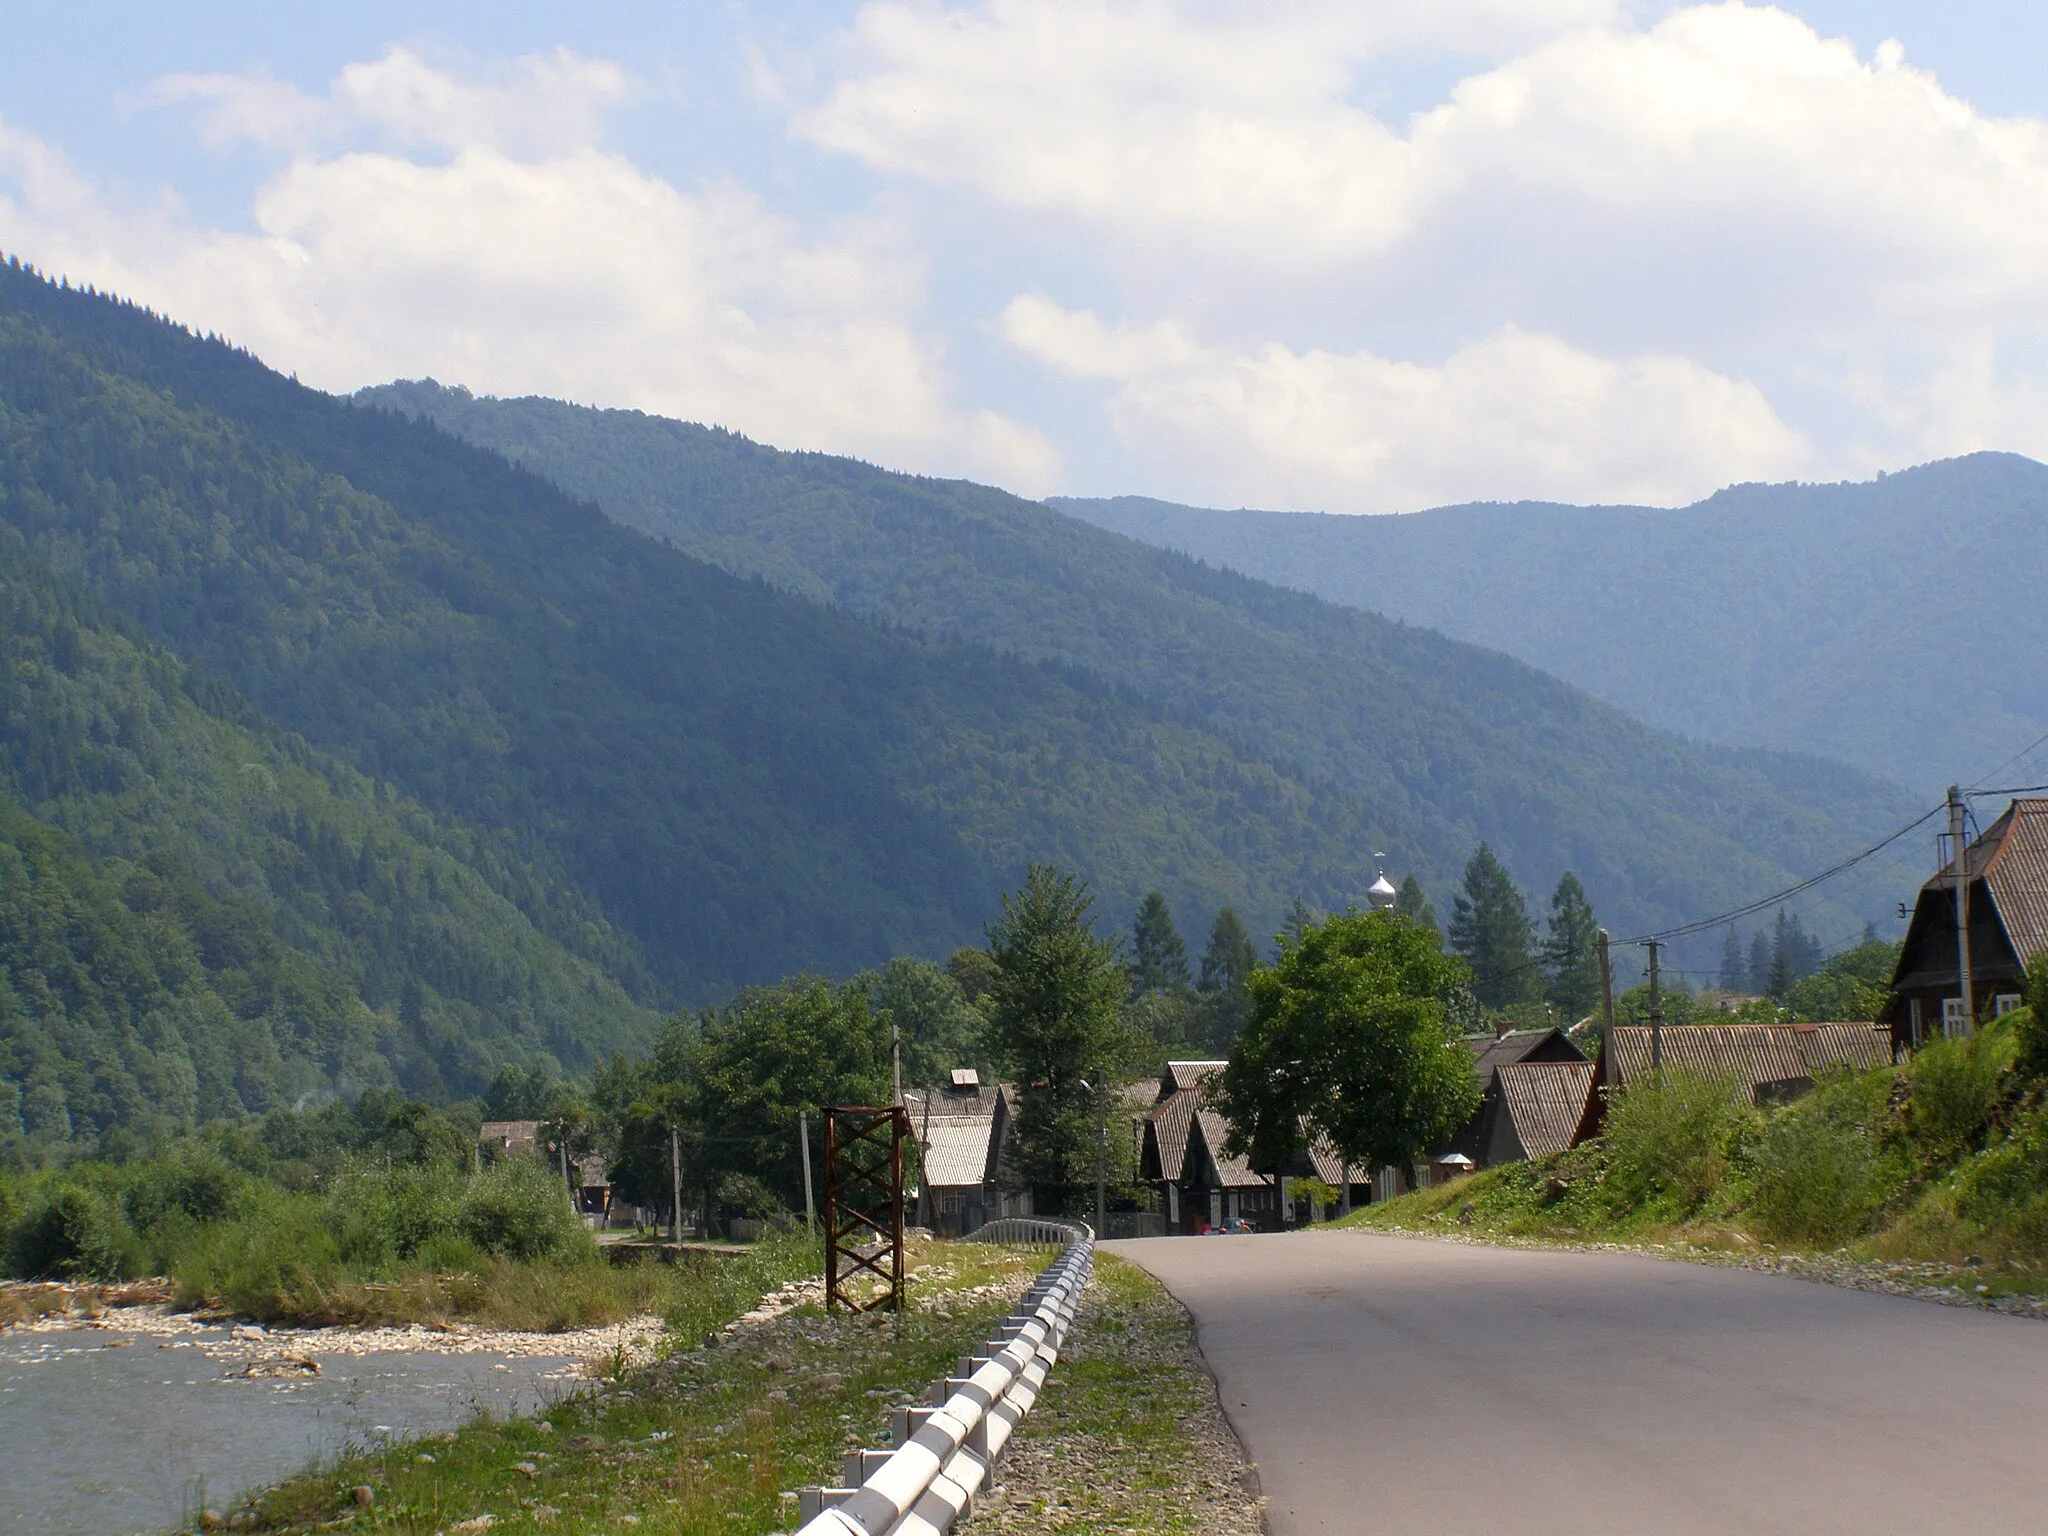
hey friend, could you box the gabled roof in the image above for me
[918,1115,997,1188]
[1496,1061,1597,1161]
[1946,798,2048,969]
[1147,1083,1204,1182]
[1576,1023,1890,1142]
[1466,1028,1585,1092]
[1194,1109,1270,1189]
[1163,1060,1228,1096]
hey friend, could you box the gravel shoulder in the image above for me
[980,1253,1265,1535]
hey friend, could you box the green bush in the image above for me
[1946,1107,2048,1260]
[459,1158,591,1262]
[1602,1070,1751,1213]
[1907,1022,2016,1159]
[1751,1071,1901,1243]
[2015,953,2048,1081]
[9,1185,129,1279]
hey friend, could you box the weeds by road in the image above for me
[980,1254,1264,1535]
[190,1236,1040,1534]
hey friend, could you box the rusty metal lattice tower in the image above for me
[822,1105,911,1313]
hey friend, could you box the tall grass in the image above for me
[1601,1069,1751,1215]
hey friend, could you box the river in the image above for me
[0,1315,618,1535]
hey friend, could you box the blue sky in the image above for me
[5,2,2047,511]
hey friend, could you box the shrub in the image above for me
[1907,1022,2016,1159]
[1947,1107,2048,1261]
[2015,953,2048,1081]
[459,1158,590,1262]
[9,1185,129,1279]
[1601,1070,1751,1213]
[1750,1071,1901,1243]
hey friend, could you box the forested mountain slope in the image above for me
[358,381,1922,944]
[0,262,1567,1025]
[1052,459,2048,796]
[0,520,657,1141]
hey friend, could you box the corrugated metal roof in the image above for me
[1165,1060,1228,1094]
[1466,1028,1584,1090]
[1608,1023,1890,1097]
[1982,799,2048,970]
[1148,1086,1203,1181]
[1195,1109,1270,1189]
[917,1116,996,1188]
[1496,1061,1597,1160]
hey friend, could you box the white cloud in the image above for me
[1002,295,1809,510]
[0,55,1057,494]
[794,1,2048,502]
[148,46,639,157]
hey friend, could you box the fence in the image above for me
[789,1218,1094,1535]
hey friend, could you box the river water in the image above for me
[0,1322,585,1535]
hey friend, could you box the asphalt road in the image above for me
[1106,1230,2048,1534]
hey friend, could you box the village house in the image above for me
[1884,796,2048,1053]
[902,1070,1031,1236]
[1572,1021,1892,1142]
[1140,1061,1370,1232]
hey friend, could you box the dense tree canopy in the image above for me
[1449,845,1541,1009]
[1217,910,1479,1177]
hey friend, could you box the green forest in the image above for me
[0,258,1928,1155]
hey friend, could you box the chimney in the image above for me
[1495,1021,1512,1040]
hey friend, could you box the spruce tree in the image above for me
[1198,907,1258,994]
[1544,872,1601,1018]
[1719,928,1746,992]
[1448,844,1541,1009]
[1395,875,1438,932]
[1747,930,1773,995]
[1283,896,1320,946]
[1128,890,1190,995]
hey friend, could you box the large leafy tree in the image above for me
[1545,872,1601,1018]
[860,956,986,1089]
[1448,844,1541,1008]
[1128,890,1191,996]
[1217,909,1479,1178]
[984,865,1134,1203]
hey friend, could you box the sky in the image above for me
[5,1,2048,513]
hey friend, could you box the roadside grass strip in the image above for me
[201,1239,1040,1535]
[976,1255,1264,1535]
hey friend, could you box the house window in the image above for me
[1942,997,1968,1037]
[1908,996,1923,1045]
[1996,993,2023,1017]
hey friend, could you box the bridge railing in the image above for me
[790,1219,1094,1535]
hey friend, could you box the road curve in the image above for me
[1105,1230,2048,1535]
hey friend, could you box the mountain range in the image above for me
[0,257,1930,1145]
[1052,460,2048,799]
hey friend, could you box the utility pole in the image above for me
[1096,1090,1108,1239]
[669,1124,683,1244]
[1596,930,1616,1086]
[890,1017,903,1106]
[798,1110,816,1234]
[1646,938,1664,1078]
[1949,784,1975,1035]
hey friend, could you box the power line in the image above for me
[1967,728,2048,793]
[1627,802,1944,945]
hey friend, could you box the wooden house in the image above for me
[1883,797,2048,1053]
[903,1071,1030,1235]
[1483,1060,1599,1165]
[1573,1022,1892,1143]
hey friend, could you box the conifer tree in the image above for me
[1395,875,1437,932]
[1128,890,1191,995]
[1283,896,1320,946]
[1544,872,1601,1018]
[1747,930,1773,995]
[1198,907,1258,994]
[1448,845,1541,1008]
[1719,929,1746,992]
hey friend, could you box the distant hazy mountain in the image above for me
[363,381,1922,960]
[1051,458,2048,797]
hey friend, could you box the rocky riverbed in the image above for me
[0,1292,663,1536]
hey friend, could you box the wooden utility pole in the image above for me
[669,1124,683,1243]
[1949,784,1975,1035]
[1597,929,1616,1085]
[1646,938,1664,1078]
[798,1110,816,1234]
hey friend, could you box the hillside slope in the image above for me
[358,381,1924,948]
[1052,459,2048,796]
[0,265,1525,1007]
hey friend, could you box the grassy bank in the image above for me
[1342,1020,2048,1301]
[980,1254,1263,1534]
[1,1151,726,1331]
[204,1236,1044,1534]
